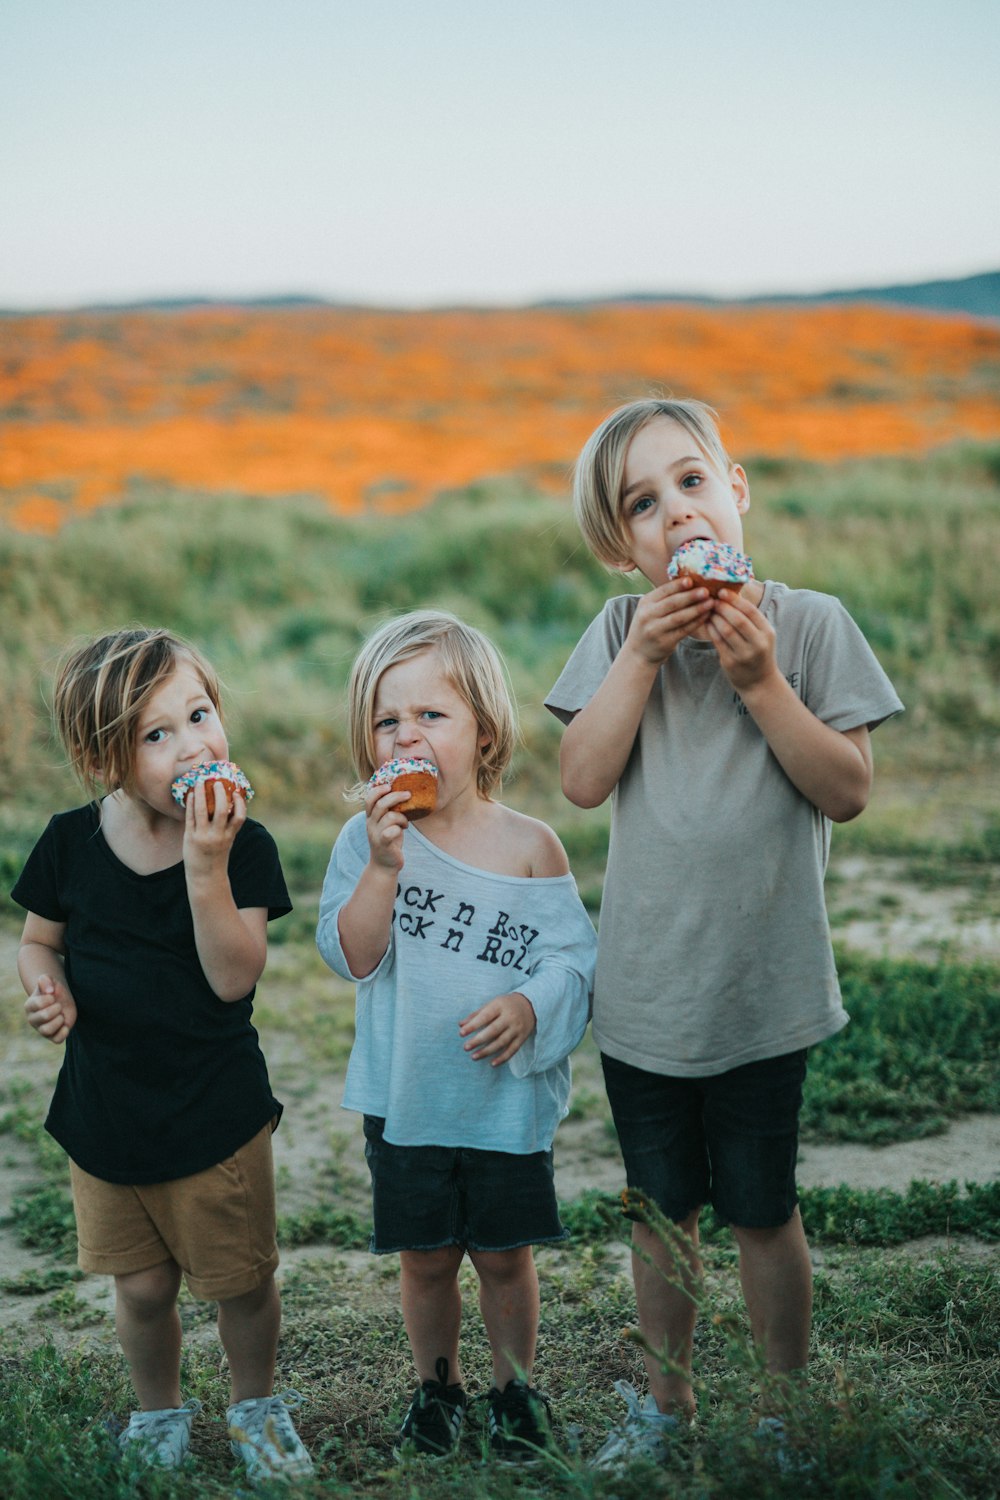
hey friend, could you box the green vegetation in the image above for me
[804,955,1000,1141]
[2,447,998,1495]
[1,1243,996,1496]
[2,444,999,854]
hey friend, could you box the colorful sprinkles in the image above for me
[368,757,440,788]
[667,538,754,583]
[170,759,255,808]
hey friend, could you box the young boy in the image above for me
[545,398,903,1467]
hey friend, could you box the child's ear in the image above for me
[730,464,750,514]
[610,556,637,574]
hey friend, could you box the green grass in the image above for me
[2,444,999,846]
[802,955,1000,1142]
[2,942,997,1495]
[2,447,999,1495]
[0,1242,996,1496]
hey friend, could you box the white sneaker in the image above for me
[756,1415,816,1474]
[119,1398,201,1468]
[590,1381,681,1469]
[228,1390,315,1485]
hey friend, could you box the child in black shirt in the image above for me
[12,627,313,1483]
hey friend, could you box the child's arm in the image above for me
[18,913,78,1044]
[460,991,537,1066]
[710,591,873,821]
[335,784,411,978]
[460,822,596,1072]
[561,581,711,806]
[182,782,268,1000]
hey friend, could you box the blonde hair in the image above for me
[53,627,223,799]
[348,611,517,798]
[573,397,733,567]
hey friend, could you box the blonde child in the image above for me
[316,610,596,1462]
[12,628,313,1484]
[546,399,903,1469]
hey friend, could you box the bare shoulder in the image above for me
[495,805,569,878]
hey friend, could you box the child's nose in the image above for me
[664,491,697,525]
[179,724,210,761]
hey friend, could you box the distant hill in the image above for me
[759,269,1000,318]
[2,270,998,320]
[540,270,1000,320]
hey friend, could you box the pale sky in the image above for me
[2,0,998,309]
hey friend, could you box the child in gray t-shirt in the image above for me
[318,610,596,1463]
[545,397,902,1468]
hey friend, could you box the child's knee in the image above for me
[732,1207,808,1255]
[469,1244,536,1286]
[400,1245,464,1286]
[115,1258,182,1314]
[217,1270,277,1315]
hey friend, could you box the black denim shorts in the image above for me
[362,1116,567,1254]
[601,1049,808,1229]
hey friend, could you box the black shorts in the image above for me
[362,1116,567,1254]
[601,1049,808,1229]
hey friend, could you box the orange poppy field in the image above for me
[2,300,998,533]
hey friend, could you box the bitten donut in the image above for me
[667,538,755,597]
[369,757,439,820]
[171,759,255,816]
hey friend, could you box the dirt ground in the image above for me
[1,852,997,1338]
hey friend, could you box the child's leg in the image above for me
[732,1206,812,1379]
[114,1260,184,1410]
[600,1054,707,1417]
[631,1210,701,1417]
[705,1050,812,1387]
[468,1245,539,1388]
[400,1245,465,1383]
[217,1271,282,1402]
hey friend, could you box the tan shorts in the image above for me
[69,1120,279,1301]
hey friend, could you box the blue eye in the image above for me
[630,496,654,516]
[681,473,702,489]
[145,729,164,744]
[422,711,443,721]
[374,717,397,731]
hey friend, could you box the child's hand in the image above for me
[364,784,410,873]
[707,589,778,690]
[459,992,537,1066]
[182,778,246,876]
[25,975,77,1044]
[625,580,713,665]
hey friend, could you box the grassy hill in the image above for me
[3,443,999,898]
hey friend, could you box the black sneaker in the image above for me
[487,1379,554,1465]
[395,1357,467,1459]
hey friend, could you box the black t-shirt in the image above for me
[11,804,291,1184]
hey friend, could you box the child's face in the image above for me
[618,416,750,585]
[128,663,228,819]
[372,648,489,816]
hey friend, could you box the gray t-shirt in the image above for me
[546,582,903,1077]
[316,814,597,1152]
